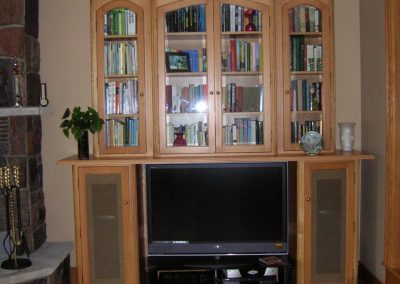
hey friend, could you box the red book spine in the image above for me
[230,39,237,71]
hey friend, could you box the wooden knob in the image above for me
[285,90,290,94]
[210,91,214,96]
[139,92,144,97]
[306,197,311,202]
[216,91,220,95]
[124,201,129,205]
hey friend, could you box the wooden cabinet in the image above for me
[276,0,334,154]
[74,166,139,284]
[154,0,274,155]
[91,0,153,156]
[298,161,358,284]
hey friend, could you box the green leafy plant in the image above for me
[60,106,104,141]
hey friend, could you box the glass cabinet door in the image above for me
[215,0,272,153]
[96,2,147,155]
[157,1,215,154]
[281,1,333,152]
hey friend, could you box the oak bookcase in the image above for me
[66,0,369,283]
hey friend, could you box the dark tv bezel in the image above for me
[146,162,288,256]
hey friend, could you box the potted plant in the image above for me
[60,106,104,160]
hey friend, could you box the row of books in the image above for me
[106,118,139,147]
[291,36,322,72]
[166,48,207,72]
[104,8,136,36]
[166,122,208,147]
[223,118,263,145]
[289,6,321,33]
[223,83,263,113]
[104,41,138,75]
[290,80,322,111]
[166,84,208,114]
[105,80,138,115]
[291,120,321,144]
[221,39,261,72]
[221,4,262,32]
[165,5,206,33]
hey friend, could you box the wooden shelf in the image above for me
[58,151,374,166]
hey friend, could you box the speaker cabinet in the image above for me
[303,161,356,284]
[77,166,139,284]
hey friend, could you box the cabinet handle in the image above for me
[306,197,311,202]
[139,92,144,97]
[210,91,214,96]
[216,90,220,95]
[285,90,290,95]
[123,201,129,205]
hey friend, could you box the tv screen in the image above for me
[146,162,288,256]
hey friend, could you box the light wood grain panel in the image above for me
[385,0,400,277]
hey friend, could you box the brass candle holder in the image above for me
[1,166,31,269]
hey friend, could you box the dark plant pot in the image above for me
[78,131,89,160]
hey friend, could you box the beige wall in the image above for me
[359,0,386,282]
[39,0,365,267]
[334,0,362,150]
[39,0,92,266]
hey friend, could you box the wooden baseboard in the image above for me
[70,267,78,284]
[385,267,400,284]
[358,262,382,284]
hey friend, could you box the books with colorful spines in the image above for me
[296,79,303,111]
[315,9,320,32]
[243,118,249,144]
[230,5,235,31]
[316,45,323,71]
[112,9,119,35]
[134,118,139,146]
[309,7,315,32]
[290,37,296,71]
[229,39,237,71]
[202,48,207,71]
[129,10,136,35]
[256,120,263,144]
[293,6,300,32]
[290,80,297,111]
[299,6,306,32]
[249,119,257,144]
[314,82,321,111]
[235,86,243,112]
[305,7,310,32]
[120,9,126,35]
[306,45,315,71]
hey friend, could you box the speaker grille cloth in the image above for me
[87,174,124,283]
[312,169,346,282]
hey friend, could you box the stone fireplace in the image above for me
[0,0,46,254]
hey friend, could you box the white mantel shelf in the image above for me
[0,242,73,284]
[0,106,53,117]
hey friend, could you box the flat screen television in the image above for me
[146,162,288,256]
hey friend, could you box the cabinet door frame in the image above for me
[276,0,335,154]
[299,161,357,284]
[74,166,139,284]
[213,0,275,154]
[92,0,153,156]
[155,0,216,155]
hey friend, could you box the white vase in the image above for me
[338,122,355,151]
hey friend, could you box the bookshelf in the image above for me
[155,0,273,155]
[277,0,334,153]
[92,0,152,156]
